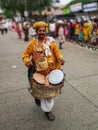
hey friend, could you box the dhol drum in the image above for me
[48,69,65,85]
[28,69,65,99]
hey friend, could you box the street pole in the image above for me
[24,0,27,11]
[24,0,28,21]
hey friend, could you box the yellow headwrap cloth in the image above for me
[33,21,48,30]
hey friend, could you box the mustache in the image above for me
[39,34,45,36]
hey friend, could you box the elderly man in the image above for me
[22,21,65,121]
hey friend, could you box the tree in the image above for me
[1,0,25,17]
[0,0,53,18]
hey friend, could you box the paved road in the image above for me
[0,31,98,130]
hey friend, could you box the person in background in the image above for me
[70,20,75,42]
[78,25,84,46]
[65,21,71,41]
[83,22,90,44]
[23,22,30,41]
[75,21,80,43]
[22,21,65,121]
[11,20,16,31]
[57,22,66,49]
[0,16,8,34]
[90,28,97,45]
[16,21,22,39]
[96,27,98,43]
[28,23,36,40]
[48,19,56,38]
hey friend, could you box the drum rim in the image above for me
[32,78,45,85]
[48,69,64,85]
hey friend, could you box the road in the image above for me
[0,31,98,130]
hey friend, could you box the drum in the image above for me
[33,73,45,85]
[28,69,65,99]
[48,69,64,85]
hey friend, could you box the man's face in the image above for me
[37,27,46,40]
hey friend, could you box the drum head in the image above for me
[33,73,45,84]
[48,69,64,85]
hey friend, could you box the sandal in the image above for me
[45,112,55,121]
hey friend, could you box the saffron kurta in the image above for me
[22,37,63,75]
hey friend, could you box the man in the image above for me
[49,19,56,38]
[22,21,65,121]
[0,16,8,34]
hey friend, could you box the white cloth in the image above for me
[49,23,56,32]
[58,26,65,43]
[0,19,7,29]
[29,27,36,37]
[41,98,54,112]
[44,36,55,56]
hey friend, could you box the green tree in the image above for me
[1,0,25,17]
[0,0,53,18]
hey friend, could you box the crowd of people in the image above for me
[49,17,98,48]
[1,16,98,49]
[0,17,36,41]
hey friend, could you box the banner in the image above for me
[83,2,98,12]
[62,8,70,14]
[70,3,82,12]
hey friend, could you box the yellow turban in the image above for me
[33,21,48,29]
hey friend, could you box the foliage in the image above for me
[0,0,53,18]
[4,9,15,18]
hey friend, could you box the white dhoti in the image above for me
[41,98,54,112]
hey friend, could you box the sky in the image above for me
[59,0,72,5]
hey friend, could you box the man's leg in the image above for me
[59,43,63,49]
[41,98,55,121]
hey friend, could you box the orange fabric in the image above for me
[22,38,63,75]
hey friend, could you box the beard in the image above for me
[38,34,45,40]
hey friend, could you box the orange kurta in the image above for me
[22,38,63,75]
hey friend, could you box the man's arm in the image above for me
[22,40,34,66]
[50,42,65,65]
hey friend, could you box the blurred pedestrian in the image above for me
[28,23,36,39]
[23,22,30,41]
[16,21,22,39]
[57,20,65,49]
[0,16,8,34]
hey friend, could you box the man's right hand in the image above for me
[25,61,33,68]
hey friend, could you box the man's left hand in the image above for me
[60,58,65,65]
